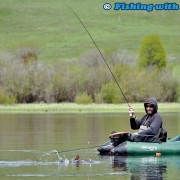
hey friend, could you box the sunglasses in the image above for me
[145,104,154,108]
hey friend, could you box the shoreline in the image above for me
[0,103,179,114]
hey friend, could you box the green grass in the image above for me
[0,103,179,114]
[0,0,180,64]
[172,63,180,78]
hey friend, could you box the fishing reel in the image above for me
[109,131,130,146]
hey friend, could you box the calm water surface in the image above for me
[0,113,180,179]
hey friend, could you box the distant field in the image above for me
[0,0,180,65]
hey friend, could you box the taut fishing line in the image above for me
[56,4,131,154]
[58,145,100,154]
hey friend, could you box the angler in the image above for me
[98,98,180,156]
[66,5,180,157]
[128,97,167,142]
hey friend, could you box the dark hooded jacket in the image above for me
[130,97,163,135]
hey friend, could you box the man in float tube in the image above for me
[128,97,167,142]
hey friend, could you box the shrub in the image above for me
[138,34,167,70]
[0,48,179,103]
[158,70,179,102]
[0,90,17,104]
[75,93,93,104]
[94,93,104,103]
[113,63,131,81]
[16,47,38,65]
[101,82,123,103]
[80,49,104,69]
[119,67,179,102]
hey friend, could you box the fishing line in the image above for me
[66,4,130,107]
[58,145,100,154]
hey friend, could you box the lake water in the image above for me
[0,113,180,179]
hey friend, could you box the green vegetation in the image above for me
[0,103,179,114]
[0,0,180,62]
[0,89,16,104]
[75,93,93,104]
[101,82,122,103]
[0,51,178,103]
[138,34,167,69]
[0,0,179,104]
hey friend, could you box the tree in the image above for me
[138,34,167,70]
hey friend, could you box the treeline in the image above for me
[0,48,179,104]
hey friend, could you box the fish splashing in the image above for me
[43,150,93,165]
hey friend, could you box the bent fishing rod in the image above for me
[66,4,130,108]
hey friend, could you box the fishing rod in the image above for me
[66,4,130,108]
[58,145,100,154]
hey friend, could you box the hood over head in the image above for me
[144,97,158,114]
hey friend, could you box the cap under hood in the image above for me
[144,97,158,114]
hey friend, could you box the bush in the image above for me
[79,51,112,99]
[158,70,179,102]
[113,63,130,81]
[119,67,179,102]
[138,34,167,70]
[0,90,17,104]
[101,82,123,103]
[0,48,179,103]
[94,93,104,103]
[75,93,93,104]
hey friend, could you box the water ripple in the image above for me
[0,159,103,168]
[0,160,58,167]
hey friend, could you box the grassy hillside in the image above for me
[0,0,180,65]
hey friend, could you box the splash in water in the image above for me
[43,150,94,165]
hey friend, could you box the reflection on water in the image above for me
[101,155,180,180]
[0,113,180,179]
[112,156,167,180]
